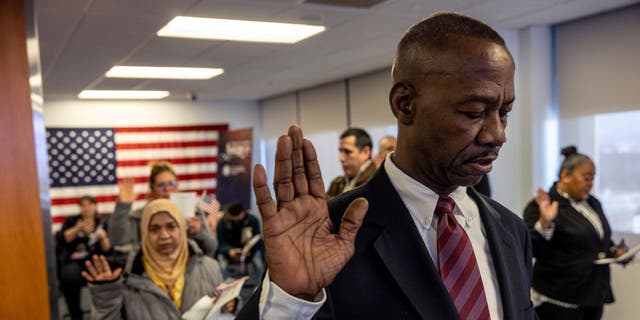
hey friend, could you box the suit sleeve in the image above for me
[522,224,538,320]
[523,199,552,259]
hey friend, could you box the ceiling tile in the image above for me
[124,37,220,66]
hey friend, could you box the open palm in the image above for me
[535,188,558,227]
[253,126,368,301]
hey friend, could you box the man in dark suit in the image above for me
[239,12,535,319]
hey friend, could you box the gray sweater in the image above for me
[89,241,223,320]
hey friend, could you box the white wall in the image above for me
[259,93,297,193]
[43,98,262,210]
[555,5,640,319]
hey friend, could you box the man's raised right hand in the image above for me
[253,126,368,301]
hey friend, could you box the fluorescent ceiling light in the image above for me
[105,66,223,79]
[157,16,325,44]
[78,90,170,100]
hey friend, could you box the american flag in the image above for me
[47,124,228,231]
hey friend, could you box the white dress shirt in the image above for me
[259,154,503,319]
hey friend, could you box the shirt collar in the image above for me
[345,159,373,184]
[383,152,473,229]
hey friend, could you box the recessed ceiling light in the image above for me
[105,66,223,79]
[157,16,325,44]
[78,90,170,100]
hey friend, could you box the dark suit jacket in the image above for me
[523,184,614,306]
[238,167,535,319]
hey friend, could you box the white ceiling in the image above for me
[35,0,639,102]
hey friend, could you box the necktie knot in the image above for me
[435,195,456,217]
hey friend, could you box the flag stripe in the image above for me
[116,140,217,150]
[117,163,216,177]
[116,147,217,161]
[51,188,217,210]
[49,180,217,199]
[117,156,217,167]
[115,125,227,133]
[115,131,219,144]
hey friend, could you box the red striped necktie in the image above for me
[436,195,490,320]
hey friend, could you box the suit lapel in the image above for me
[468,188,519,319]
[365,170,458,320]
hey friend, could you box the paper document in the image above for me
[205,277,248,320]
[242,234,262,254]
[170,192,198,219]
[594,243,640,265]
[182,295,214,320]
[181,277,248,320]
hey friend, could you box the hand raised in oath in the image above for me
[253,126,368,301]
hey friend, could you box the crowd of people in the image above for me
[53,11,636,320]
[55,161,264,319]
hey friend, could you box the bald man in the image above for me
[239,12,534,320]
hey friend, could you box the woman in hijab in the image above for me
[82,198,228,319]
[108,161,218,257]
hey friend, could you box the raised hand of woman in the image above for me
[81,254,122,283]
[535,188,558,228]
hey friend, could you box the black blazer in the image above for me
[523,184,614,306]
[238,167,535,319]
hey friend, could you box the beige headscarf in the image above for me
[140,199,189,308]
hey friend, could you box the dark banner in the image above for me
[216,128,253,209]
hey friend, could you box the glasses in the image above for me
[155,181,177,189]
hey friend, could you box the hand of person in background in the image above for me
[613,239,635,266]
[94,228,107,241]
[77,218,95,234]
[228,248,242,262]
[187,216,202,236]
[118,178,136,203]
[81,254,122,283]
[253,125,368,301]
[535,187,558,228]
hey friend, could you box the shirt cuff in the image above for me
[534,220,555,241]
[258,271,326,320]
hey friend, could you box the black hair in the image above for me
[226,202,245,217]
[392,12,506,81]
[78,195,97,205]
[558,145,592,179]
[340,128,372,151]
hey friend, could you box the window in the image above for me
[596,110,640,234]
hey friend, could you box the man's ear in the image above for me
[389,82,416,125]
[362,146,371,158]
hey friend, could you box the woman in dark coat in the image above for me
[56,195,112,320]
[524,146,630,320]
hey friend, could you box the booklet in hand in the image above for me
[594,243,640,265]
[206,276,248,320]
[181,276,248,320]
